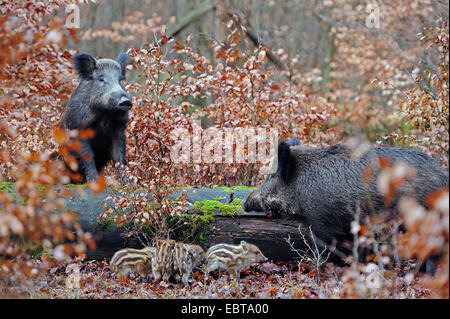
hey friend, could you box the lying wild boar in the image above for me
[244,142,448,246]
[59,53,132,183]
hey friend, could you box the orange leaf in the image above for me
[79,129,95,139]
[269,286,277,296]
[378,156,391,169]
[426,189,449,210]
[363,166,373,182]
[53,129,68,145]
[88,175,106,195]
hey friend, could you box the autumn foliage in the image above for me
[0,0,94,292]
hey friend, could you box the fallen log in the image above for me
[208,214,307,261]
[84,213,308,262]
[62,186,309,261]
[0,184,310,261]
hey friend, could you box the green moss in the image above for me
[0,182,16,202]
[66,183,88,189]
[192,200,221,214]
[230,186,257,191]
[215,185,256,193]
[169,212,214,248]
[231,198,242,205]
[0,181,15,194]
[26,245,53,259]
[0,182,55,206]
[98,215,117,229]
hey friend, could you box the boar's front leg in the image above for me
[112,133,129,185]
[79,140,98,182]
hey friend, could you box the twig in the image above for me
[285,225,334,284]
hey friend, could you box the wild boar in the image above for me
[59,53,132,183]
[184,243,206,268]
[173,242,205,286]
[206,241,268,279]
[110,247,155,279]
[244,142,448,247]
[243,138,299,213]
[152,239,176,282]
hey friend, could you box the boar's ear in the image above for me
[73,53,97,79]
[116,53,129,81]
[277,142,292,181]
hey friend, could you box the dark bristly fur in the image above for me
[243,138,299,213]
[59,53,132,183]
[244,142,449,249]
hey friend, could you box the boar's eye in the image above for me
[98,77,105,83]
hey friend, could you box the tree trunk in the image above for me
[209,214,308,261]
[63,187,309,261]
[86,213,308,262]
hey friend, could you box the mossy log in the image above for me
[1,183,309,261]
[84,213,308,262]
[66,186,309,262]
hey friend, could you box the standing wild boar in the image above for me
[59,53,132,183]
[173,242,204,286]
[244,142,449,246]
[152,239,176,282]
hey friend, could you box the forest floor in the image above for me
[2,259,431,299]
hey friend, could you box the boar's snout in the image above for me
[243,190,264,212]
[118,93,132,111]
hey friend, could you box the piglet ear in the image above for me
[242,242,249,255]
[116,53,129,81]
[73,53,97,79]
